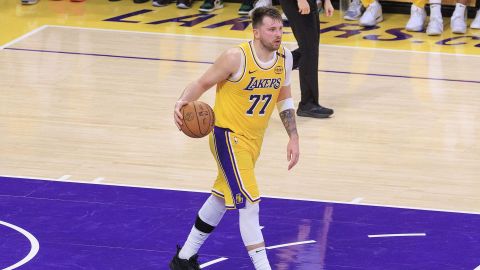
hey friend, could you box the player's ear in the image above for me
[253,28,259,39]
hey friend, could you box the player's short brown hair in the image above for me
[251,7,282,29]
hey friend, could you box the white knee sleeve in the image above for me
[198,195,227,227]
[239,201,264,246]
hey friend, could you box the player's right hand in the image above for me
[297,0,310,14]
[174,100,189,130]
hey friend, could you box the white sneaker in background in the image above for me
[426,16,444,35]
[451,12,467,34]
[405,5,426,31]
[248,0,272,17]
[471,9,480,29]
[343,0,363,20]
[359,1,383,27]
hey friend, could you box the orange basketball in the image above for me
[180,101,215,138]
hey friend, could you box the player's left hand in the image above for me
[287,136,299,170]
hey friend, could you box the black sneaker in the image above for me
[296,103,334,118]
[169,245,201,270]
[199,0,223,13]
[238,2,253,15]
[177,0,193,8]
[153,0,171,6]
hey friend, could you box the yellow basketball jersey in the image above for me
[214,41,286,142]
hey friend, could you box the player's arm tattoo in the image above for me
[280,109,298,137]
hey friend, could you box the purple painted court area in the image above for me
[1,176,479,270]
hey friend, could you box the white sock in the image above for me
[430,3,442,18]
[178,226,209,260]
[248,247,271,270]
[454,3,466,16]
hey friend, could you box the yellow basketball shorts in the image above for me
[209,126,261,210]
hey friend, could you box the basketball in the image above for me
[180,101,215,138]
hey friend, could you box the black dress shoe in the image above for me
[133,0,149,3]
[296,103,334,118]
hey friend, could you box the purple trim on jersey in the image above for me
[225,130,260,204]
[213,126,246,209]
[211,189,224,198]
[247,41,279,71]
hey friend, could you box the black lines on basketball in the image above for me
[179,101,215,138]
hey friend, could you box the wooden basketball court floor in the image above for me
[1,1,480,269]
[2,24,479,212]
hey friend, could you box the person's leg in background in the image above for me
[451,0,468,33]
[426,0,444,35]
[280,0,334,118]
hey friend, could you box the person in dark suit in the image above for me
[279,0,334,118]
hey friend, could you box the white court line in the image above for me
[350,197,364,204]
[200,240,315,268]
[368,233,426,238]
[474,265,480,270]
[92,177,104,183]
[0,221,40,270]
[57,175,71,181]
[0,25,48,50]
[199,257,228,268]
[266,240,316,250]
[44,25,480,58]
[1,174,480,216]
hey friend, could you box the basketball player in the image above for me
[171,7,299,270]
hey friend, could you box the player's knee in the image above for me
[197,195,226,230]
[239,201,264,246]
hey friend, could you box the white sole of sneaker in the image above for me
[426,30,442,36]
[359,15,383,27]
[199,4,223,12]
[405,25,425,32]
[343,15,360,21]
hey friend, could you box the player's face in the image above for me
[255,16,283,51]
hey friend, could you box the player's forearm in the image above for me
[279,109,299,139]
[178,80,211,102]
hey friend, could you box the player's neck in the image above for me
[252,40,275,62]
